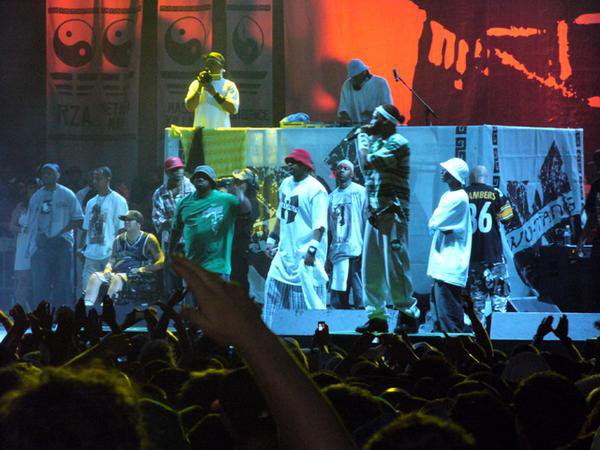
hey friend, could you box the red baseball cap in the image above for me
[165,156,185,171]
[285,148,315,171]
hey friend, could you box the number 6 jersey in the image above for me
[465,183,514,264]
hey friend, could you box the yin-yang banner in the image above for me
[157,0,213,143]
[46,1,143,174]
[226,0,273,126]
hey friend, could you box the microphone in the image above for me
[343,126,368,142]
[392,68,399,82]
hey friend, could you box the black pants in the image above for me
[430,279,466,332]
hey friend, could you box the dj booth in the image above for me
[164,125,585,305]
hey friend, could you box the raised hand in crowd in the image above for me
[151,288,186,341]
[1,304,30,360]
[533,315,554,348]
[172,255,356,450]
[74,297,87,331]
[83,308,103,346]
[379,332,419,370]
[120,307,144,332]
[552,314,584,362]
[101,296,121,334]
[462,292,493,360]
[143,306,159,334]
[0,307,13,333]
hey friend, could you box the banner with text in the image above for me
[46,1,142,176]
[157,0,213,156]
[226,0,273,126]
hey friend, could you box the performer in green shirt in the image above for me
[170,165,251,279]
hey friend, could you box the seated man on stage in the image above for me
[338,58,393,125]
[83,210,164,306]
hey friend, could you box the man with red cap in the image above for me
[263,149,329,328]
[355,104,420,334]
[152,156,195,294]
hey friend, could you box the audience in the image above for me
[0,257,599,449]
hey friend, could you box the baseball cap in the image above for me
[40,163,61,178]
[192,165,217,185]
[440,157,469,186]
[164,156,185,171]
[285,148,315,171]
[204,51,225,67]
[232,168,259,188]
[347,59,369,78]
[119,210,144,223]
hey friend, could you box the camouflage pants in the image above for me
[467,262,510,321]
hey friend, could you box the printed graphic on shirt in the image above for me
[202,205,225,233]
[466,183,513,263]
[279,194,299,224]
[332,195,353,243]
[41,199,53,214]
[89,203,106,245]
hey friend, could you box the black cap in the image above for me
[119,210,143,223]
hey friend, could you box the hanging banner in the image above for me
[226,0,273,126]
[46,1,142,176]
[494,126,584,253]
[157,0,213,154]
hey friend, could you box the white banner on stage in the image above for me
[226,0,273,126]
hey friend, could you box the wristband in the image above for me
[213,93,225,104]
[307,239,319,249]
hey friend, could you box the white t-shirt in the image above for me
[83,191,128,261]
[269,176,329,286]
[328,182,367,262]
[338,75,393,123]
[186,76,240,128]
[427,189,472,287]
[26,184,84,257]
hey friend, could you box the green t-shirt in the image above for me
[172,190,240,275]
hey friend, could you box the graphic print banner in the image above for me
[226,0,273,126]
[157,0,213,145]
[46,1,142,175]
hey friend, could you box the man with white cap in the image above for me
[355,104,419,334]
[169,165,251,279]
[26,163,84,306]
[328,159,368,309]
[185,51,240,128]
[427,157,472,332]
[338,58,392,125]
[152,156,195,295]
[263,149,329,328]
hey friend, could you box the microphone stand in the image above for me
[393,69,438,126]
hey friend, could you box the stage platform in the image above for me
[2,309,597,356]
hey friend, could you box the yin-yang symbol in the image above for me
[165,16,207,66]
[103,19,134,68]
[53,19,95,67]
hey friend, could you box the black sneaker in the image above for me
[356,318,389,334]
[394,311,420,334]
